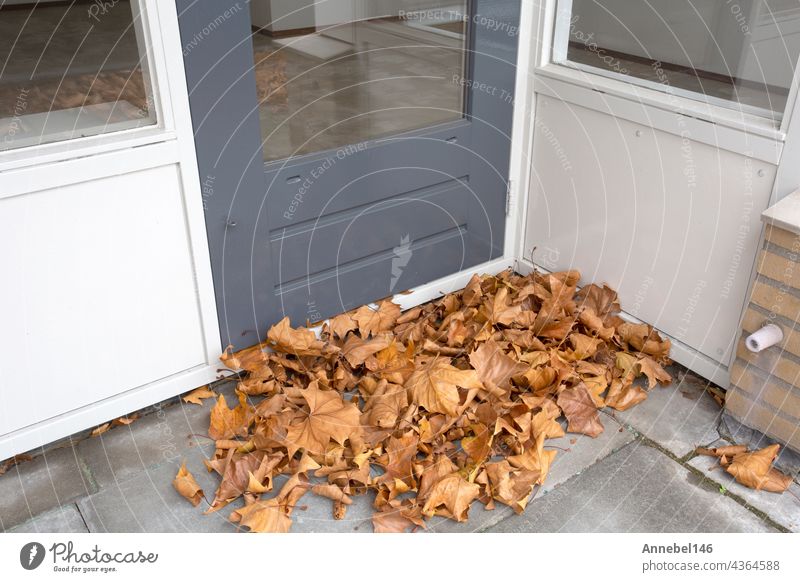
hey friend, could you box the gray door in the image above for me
[177,0,520,349]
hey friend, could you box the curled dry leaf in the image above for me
[173,461,204,507]
[183,386,217,405]
[726,444,792,493]
[188,268,673,532]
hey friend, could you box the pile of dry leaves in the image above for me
[175,269,680,532]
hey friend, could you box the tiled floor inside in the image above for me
[2,364,799,533]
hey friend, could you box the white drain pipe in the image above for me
[745,324,784,353]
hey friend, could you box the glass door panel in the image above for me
[250,0,468,161]
[553,0,800,124]
[0,0,156,151]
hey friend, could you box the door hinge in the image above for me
[505,180,513,216]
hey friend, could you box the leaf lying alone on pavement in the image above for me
[173,461,205,507]
[696,443,793,493]
[173,269,675,532]
[183,386,217,405]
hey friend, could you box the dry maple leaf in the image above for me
[637,356,672,389]
[421,473,480,521]
[341,333,392,367]
[209,391,252,441]
[267,317,332,356]
[328,311,358,339]
[284,383,362,456]
[173,461,204,507]
[353,300,401,336]
[605,378,647,411]
[182,386,217,405]
[469,340,528,392]
[363,381,408,429]
[221,343,269,372]
[406,357,483,416]
[482,287,522,327]
[726,444,792,493]
[231,498,292,533]
[557,384,604,437]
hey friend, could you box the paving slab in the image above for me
[608,367,722,458]
[427,415,636,532]
[487,443,777,533]
[9,503,88,533]
[689,439,800,532]
[78,444,240,533]
[77,396,221,489]
[0,446,95,531]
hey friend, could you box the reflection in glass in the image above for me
[553,0,800,122]
[250,0,468,162]
[0,0,155,151]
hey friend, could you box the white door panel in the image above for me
[0,165,206,435]
[525,98,776,365]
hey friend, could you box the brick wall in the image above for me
[726,224,800,452]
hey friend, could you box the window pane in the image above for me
[0,0,156,151]
[251,0,468,162]
[553,0,800,121]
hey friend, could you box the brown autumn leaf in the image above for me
[267,317,332,356]
[462,423,492,464]
[421,473,480,521]
[173,461,204,507]
[363,381,408,429]
[605,378,647,411]
[372,507,420,533]
[482,286,522,327]
[406,357,483,415]
[230,498,292,533]
[328,311,358,338]
[637,356,672,389]
[183,386,217,405]
[91,423,111,437]
[469,340,528,392]
[557,384,604,437]
[341,333,392,367]
[353,300,401,336]
[312,483,353,505]
[726,444,792,493]
[220,343,269,372]
[284,382,362,456]
[209,391,252,441]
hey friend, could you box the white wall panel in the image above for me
[0,164,206,435]
[524,98,776,366]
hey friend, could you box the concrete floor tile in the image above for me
[0,446,95,531]
[78,445,239,533]
[608,367,722,458]
[689,439,800,532]
[9,503,88,533]
[487,443,777,533]
[77,398,218,489]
